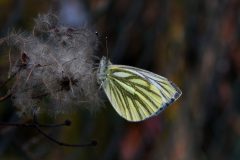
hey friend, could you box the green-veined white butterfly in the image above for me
[97,57,181,122]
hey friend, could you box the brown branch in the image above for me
[0,111,98,148]
[31,92,49,99]
[0,72,17,89]
[34,125,97,147]
[0,60,23,89]
[0,92,11,102]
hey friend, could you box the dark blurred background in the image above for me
[0,0,240,159]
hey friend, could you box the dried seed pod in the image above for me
[3,13,102,116]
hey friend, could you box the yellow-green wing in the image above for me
[103,65,182,122]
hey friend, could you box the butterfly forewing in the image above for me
[102,64,181,122]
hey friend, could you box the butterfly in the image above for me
[97,56,182,122]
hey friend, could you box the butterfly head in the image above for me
[97,56,111,83]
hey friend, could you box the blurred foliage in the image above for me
[0,0,240,160]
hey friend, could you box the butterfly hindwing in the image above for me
[102,65,181,122]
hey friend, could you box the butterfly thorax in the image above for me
[97,56,112,84]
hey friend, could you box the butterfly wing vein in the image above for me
[103,65,181,122]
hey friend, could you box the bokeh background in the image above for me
[0,0,240,159]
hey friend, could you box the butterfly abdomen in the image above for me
[97,56,111,83]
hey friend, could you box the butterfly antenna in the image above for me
[105,36,109,59]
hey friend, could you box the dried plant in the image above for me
[0,13,102,117]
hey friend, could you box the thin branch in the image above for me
[0,92,11,102]
[25,65,36,83]
[0,111,97,147]
[0,122,35,127]
[8,49,12,79]
[0,71,18,89]
[32,110,71,128]
[31,92,49,99]
[37,120,71,128]
[0,120,70,128]
[34,124,97,147]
